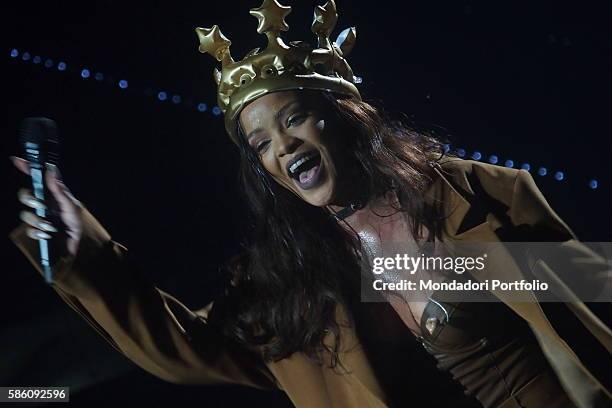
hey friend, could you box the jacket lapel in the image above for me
[424,162,561,342]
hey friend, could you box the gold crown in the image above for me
[195,0,361,144]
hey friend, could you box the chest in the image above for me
[352,211,452,335]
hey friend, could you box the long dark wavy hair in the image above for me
[210,90,449,369]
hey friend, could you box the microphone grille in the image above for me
[19,117,60,165]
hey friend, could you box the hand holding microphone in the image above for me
[12,118,84,283]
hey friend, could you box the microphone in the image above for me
[19,117,60,284]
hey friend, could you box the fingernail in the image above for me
[35,230,51,239]
[26,198,47,210]
[46,163,62,180]
[39,222,57,233]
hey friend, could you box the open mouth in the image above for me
[286,150,324,190]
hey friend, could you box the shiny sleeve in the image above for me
[510,169,612,308]
[8,206,278,389]
[510,168,612,399]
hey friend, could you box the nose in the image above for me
[274,131,302,157]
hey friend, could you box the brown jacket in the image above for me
[9,157,611,407]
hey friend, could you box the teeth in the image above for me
[289,153,316,174]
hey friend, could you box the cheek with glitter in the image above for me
[315,119,325,131]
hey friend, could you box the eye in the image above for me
[255,139,270,153]
[286,113,307,128]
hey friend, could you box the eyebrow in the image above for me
[245,100,301,141]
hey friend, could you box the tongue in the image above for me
[299,165,319,184]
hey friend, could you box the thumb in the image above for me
[45,164,81,209]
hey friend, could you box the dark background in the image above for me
[2,1,611,406]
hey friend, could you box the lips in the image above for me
[286,150,324,190]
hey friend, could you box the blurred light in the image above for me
[443,144,450,153]
[157,91,167,101]
[10,49,19,58]
[589,180,598,189]
[171,94,181,104]
[457,148,466,158]
[57,61,67,71]
[118,79,128,89]
[44,59,54,68]
[22,52,31,61]
[504,159,514,168]
[472,151,482,160]
[353,76,362,84]
[212,106,222,116]
[488,155,498,164]
[81,68,90,78]
[538,167,547,176]
[197,103,207,112]
[32,55,41,64]
[554,171,564,181]
[521,163,531,171]
[94,72,104,81]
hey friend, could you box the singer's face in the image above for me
[239,90,340,207]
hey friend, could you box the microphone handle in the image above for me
[25,142,53,283]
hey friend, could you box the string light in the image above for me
[6,47,602,189]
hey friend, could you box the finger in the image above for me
[10,156,31,176]
[17,188,47,210]
[19,210,58,232]
[26,227,52,240]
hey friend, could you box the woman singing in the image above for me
[10,1,610,407]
